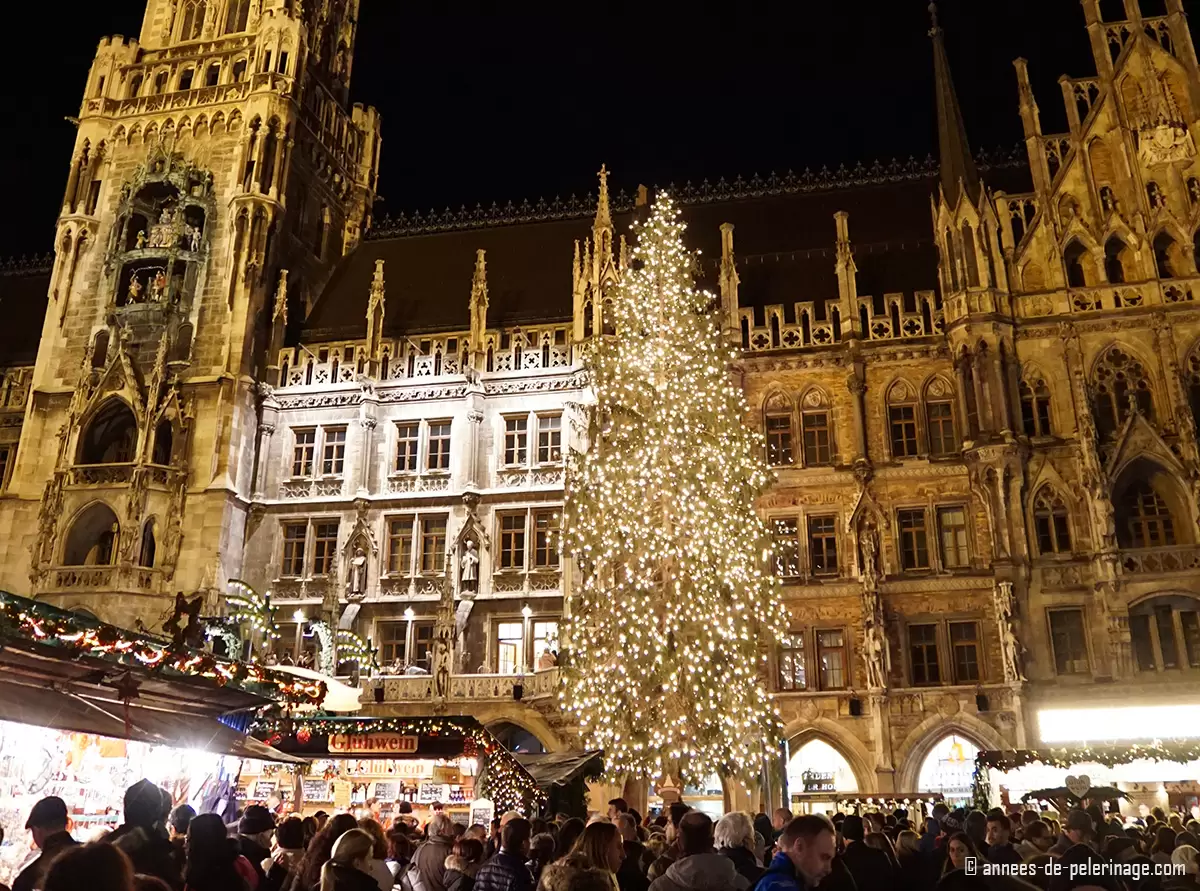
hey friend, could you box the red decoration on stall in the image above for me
[267,734,283,746]
[296,727,312,744]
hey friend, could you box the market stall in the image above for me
[973,742,1200,817]
[515,751,603,819]
[0,592,317,885]
[250,715,544,821]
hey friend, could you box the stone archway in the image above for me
[784,718,876,795]
[894,713,1009,793]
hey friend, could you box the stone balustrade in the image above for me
[373,668,560,703]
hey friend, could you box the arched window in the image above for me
[1019,376,1052,437]
[917,735,980,804]
[1033,488,1072,555]
[798,392,832,466]
[763,393,793,466]
[924,377,958,457]
[1104,236,1132,284]
[582,300,594,338]
[1119,481,1175,548]
[138,520,157,568]
[787,738,859,798]
[153,71,168,95]
[1128,595,1200,672]
[487,721,546,754]
[231,59,247,82]
[152,420,173,466]
[1092,346,1153,438]
[960,223,980,288]
[601,299,615,337]
[78,400,138,465]
[1063,240,1090,288]
[179,0,206,40]
[1153,231,1180,279]
[225,0,251,33]
[62,503,120,566]
[129,74,143,98]
[887,380,920,458]
[205,62,221,87]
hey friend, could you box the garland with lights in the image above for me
[560,192,788,787]
[971,743,1200,810]
[252,715,544,813]
[225,579,281,655]
[0,591,325,705]
[336,629,379,675]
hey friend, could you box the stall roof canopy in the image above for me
[515,751,604,788]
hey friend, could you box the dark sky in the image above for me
[0,0,1178,255]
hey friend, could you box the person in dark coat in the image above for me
[13,797,79,891]
[237,805,277,886]
[615,814,649,891]
[715,813,763,886]
[473,818,533,891]
[837,816,892,891]
[106,779,182,890]
[985,815,1023,865]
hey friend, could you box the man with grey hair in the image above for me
[715,812,763,885]
[649,812,749,891]
[616,812,649,891]
[411,812,459,891]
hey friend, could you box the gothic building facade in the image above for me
[0,0,1198,810]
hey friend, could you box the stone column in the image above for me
[269,130,287,199]
[954,358,973,439]
[357,387,379,498]
[971,353,989,435]
[993,353,1013,434]
[847,369,867,463]
[253,391,279,499]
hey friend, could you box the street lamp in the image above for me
[521,604,533,673]
[404,607,415,670]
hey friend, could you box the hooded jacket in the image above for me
[647,853,750,891]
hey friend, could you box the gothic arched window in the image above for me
[1092,346,1153,438]
[887,380,920,458]
[763,393,794,467]
[1104,235,1132,284]
[799,388,832,466]
[1063,240,1090,288]
[1153,231,1181,279]
[1119,481,1175,548]
[924,377,958,457]
[179,0,206,40]
[225,0,251,34]
[1019,376,1053,437]
[960,223,980,288]
[138,520,157,568]
[1033,488,1072,555]
[78,400,138,465]
[62,502,120,566]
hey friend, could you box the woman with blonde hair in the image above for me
[356,818,395,891]
[537,854,618,891]
[320,829,379,891]
[572,821,625,874]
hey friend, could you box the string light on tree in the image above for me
[560,192,788,788]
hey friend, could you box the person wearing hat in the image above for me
[105,779,182,889]
[236,804,277,885]
[12,796,78,891]
[1049,809,1094,856]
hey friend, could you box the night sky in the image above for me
[0,0,1166,256]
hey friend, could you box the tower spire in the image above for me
[594,164,612,233]
[929,2,980,207]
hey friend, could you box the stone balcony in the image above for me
[1120,545,1200,576]
[45,564,161,595]
[371,668,560,704]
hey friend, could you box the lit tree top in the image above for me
[561,192,787,787]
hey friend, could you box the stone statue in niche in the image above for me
[150,270,168,302]
[460,539,479,591]
[858,522,880,586]
[348,546,368,598]
[188,224,202,252]
[136,230,147,250]
[863,616,887,690]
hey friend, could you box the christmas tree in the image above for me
[561,193,787,787]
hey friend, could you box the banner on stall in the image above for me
[470,798,494,827]
[329,733,419,755]
[302,778,333,802]
[374,782,399,802]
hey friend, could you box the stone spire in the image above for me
[469,249,489,359]
[594,164,612,233]
[366,259,385,363]
[929,2,980,207]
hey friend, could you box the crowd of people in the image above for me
[3,783,1200,891]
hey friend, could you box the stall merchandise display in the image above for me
[0,719,241,886]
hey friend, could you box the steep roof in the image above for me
[0,259,51,367]
[302,155,1030,342]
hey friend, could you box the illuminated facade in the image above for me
[0,0,1198,810]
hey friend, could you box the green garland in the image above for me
[0,590,324,706]
[972,742,1200,811]
[253,715,545,814]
